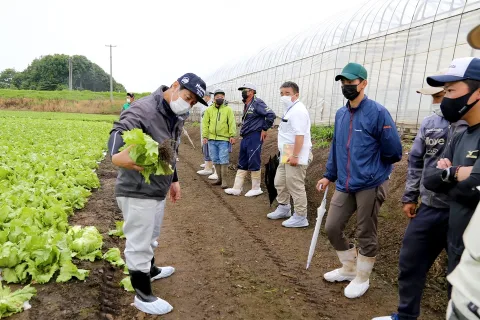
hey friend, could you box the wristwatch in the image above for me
[441,167,452,182]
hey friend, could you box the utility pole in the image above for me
[68,57,73,90]
[105,44,117,102]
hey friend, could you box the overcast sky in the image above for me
[0,0,363,92]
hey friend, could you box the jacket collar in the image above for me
[346,95,368,112]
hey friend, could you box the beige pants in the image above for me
[274,153,313,217]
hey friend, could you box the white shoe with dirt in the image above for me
[133,296,173,315]
[371,315,399,320]
[197,169,213,175]
[200,163,205,168]
[245,189,263,197]
[150,266,175,281]
[208,172,218,180]
[344,254,375,299]
[267,204,291,220]
[323,246,357,282]
[282,214,309,228]
[225,188,242,196]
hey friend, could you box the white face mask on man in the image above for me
[280,95,296,112]
[170,88,191,115]
[431,103,443,117]
[126,98,131,103]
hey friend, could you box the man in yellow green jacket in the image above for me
[202,89,237,188]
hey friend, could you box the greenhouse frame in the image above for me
[205,0,480,129]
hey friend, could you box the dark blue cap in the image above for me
[427,57,480,87]
[177,73,208,106]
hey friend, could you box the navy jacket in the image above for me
[240,97,276,137]
[324,96,403,193]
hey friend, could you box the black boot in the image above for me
[129,270,157,303]
[150,257,162,278]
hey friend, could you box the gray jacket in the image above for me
[402,112,467,208]
[111,86,185,200]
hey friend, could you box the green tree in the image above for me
[0,68,18,88]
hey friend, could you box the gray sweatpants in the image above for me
[116,197,166,273]
[324,181,388,257]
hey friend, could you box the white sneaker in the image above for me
[267,204,291,220]
[133,296,173,315]
[151,240,159,248]
[323,268,356,282]
[225,188,242,196]
[197,169,213,176]
[344,279,370,299]
[208,173,218,180]
[371,316,398,320]
[245,189,263,197]
[282,214,308,228]
[200,163,206,168]
[151,266,175,281]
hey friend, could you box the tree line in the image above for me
[0,54,125,92]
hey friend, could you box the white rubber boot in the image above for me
[208,166,218,180]
[344,253,375,299]
[225,170,247,196]
[245,170,263,197]
[197,161,213,175]
[267,204,291,219]
[323,246,357,282]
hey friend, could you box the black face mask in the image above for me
[241,91,249,100]
[440,91,479,123]
[215,98,224,106]
[341,84,360,101]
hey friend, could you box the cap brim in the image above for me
[197,97,208,106]
[335,73,360,81]
[467,25,480,49]
[416,87,444,95]
[238,86,249,91]
[426,75,468,87]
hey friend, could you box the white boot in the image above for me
[225,170,246,196]
[208,166,218,180]
[282,213,308,228]
[245,170,263,197]
[323,246,357,282]
[344,253,375,299]
[200,163,206,168]
[197,161,213,175]
[267,204,291,219]
[133,296,173,315]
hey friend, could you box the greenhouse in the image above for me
[205,0,480,129]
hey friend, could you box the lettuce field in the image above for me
[0,111,115,318]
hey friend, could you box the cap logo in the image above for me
[195,83,205,97]
[181,77,189,84]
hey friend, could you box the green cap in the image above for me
[335,63,368,81]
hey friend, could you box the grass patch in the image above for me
[0,89,150,101]
[311,125,334,149]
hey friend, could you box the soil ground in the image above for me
[11,124,447,320]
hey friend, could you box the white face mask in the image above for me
[280,95,294,112]
[126,98,131,103]
[170,88,191,115]
[432,103,443,117]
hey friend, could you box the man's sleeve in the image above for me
[202,108,210,138]
[378,108,403,164]
[228,108,237,137]
[402,121,426,203]
[449,159,480,208]
[254,100,276,130]
[324,122,338,182]
[108,107,147,156]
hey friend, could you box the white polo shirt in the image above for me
[277,100,312,165]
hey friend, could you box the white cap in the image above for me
[238,82,257,91]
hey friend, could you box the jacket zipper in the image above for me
[346,109,354,192]
[214,107,221,140]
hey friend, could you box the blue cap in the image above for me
[177,73,208,106]
[427,57,480,87]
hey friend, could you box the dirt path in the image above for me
[11,126,446,320]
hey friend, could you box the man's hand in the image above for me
[402,203,417,218]
[203,138,208,145]
[260,130,268,142]
[316,178,330,192]
[112,145,144,171]
[437,158,452,169]
[169,182,181,203]
[287,156,299,167]
[229,137,236,145]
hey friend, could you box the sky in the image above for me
[0,0,363,92]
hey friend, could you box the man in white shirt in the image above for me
[267,81,313,228]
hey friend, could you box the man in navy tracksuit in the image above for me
[373,84,467,320]
[225,82,276,197]
[317,63,402,299]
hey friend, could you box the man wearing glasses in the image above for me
[225,82,276,197]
